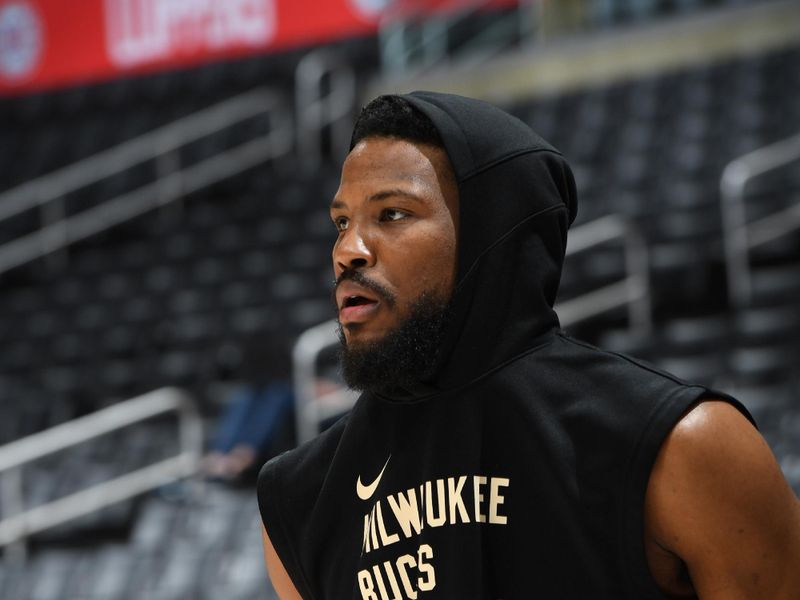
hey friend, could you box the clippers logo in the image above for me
[104,0,276,68]
[0,1,42,82]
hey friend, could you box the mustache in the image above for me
[333,269,397,308]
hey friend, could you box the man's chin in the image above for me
[337,292,451,394]
[340,321,392,347]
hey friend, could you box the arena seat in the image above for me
[0,30,798,597]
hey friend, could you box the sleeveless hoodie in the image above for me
[257,91,750,599]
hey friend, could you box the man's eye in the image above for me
[333,217,349,231]
[382,209,408,222]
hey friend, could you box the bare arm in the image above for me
[262,524,303,600]
[645,400,800,599]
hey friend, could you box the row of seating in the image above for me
[0,47,797,413]
[0,28,796,600]
[0,485,277,600]
[0,35,376,191]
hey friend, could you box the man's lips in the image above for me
[336,281,381,324]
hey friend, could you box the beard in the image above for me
[338,290,452,394]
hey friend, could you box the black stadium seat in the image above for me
[0,25,797,598]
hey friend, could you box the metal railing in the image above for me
[0,388,202,561]
[295,50,357,168]
[292,320,360,445]
[557,214,651,333]
[720,131,800,308]
[292,214,651,443]
[378,0,538,75]
[0,88,292,275]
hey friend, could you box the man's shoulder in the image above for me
[549,331,699,387]
[258,413,350,492]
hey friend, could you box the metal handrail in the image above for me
[292,319,359,445]
[292,214,651,443]
[720,132,800,308]
[557,214,652,333]
[0,88,278,221]
[378,0,536,75]
[0,387,202,559]
[295,50,357,167]
[379,0,485,73]
[0,88,292,275]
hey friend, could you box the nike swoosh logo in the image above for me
[356,455,391,501]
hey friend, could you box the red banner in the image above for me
[0,0,385,95]
[0,0,518,96]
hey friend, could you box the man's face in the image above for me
[330,137,459,348]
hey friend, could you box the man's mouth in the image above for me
[336,278,384,325]
[342,295,376,308]
[335,273,396,328]
[339,294,380,323]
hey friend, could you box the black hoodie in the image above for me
[257,92,748,599]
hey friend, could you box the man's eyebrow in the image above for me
[368,189,424,203]
[330,189,424,210]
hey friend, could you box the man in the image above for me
[258,92,800,599]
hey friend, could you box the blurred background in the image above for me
[0,0,798,598]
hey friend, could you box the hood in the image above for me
[400,91,578,393]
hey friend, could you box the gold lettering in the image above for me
[417,544,436,591]
[358,569,379,600]
[396,554,418,599]
[447,476,469,525]
[489,477,509,525]
[387,488,422,538]
[372,564,389,600]
[370,504,380,551]
[418,484,425,531]
[473,476,487,523]
[425,480,447,527]
[362,509,373,554]
[382,561,403,600]
[375,500,400,547]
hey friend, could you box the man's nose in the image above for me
[334,225,375,272]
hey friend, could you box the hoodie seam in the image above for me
[556,333,697,387]
[456,203,567,293]
[460,147,562,181]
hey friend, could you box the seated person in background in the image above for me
[258,92,800,599]
[205,335,295,483]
